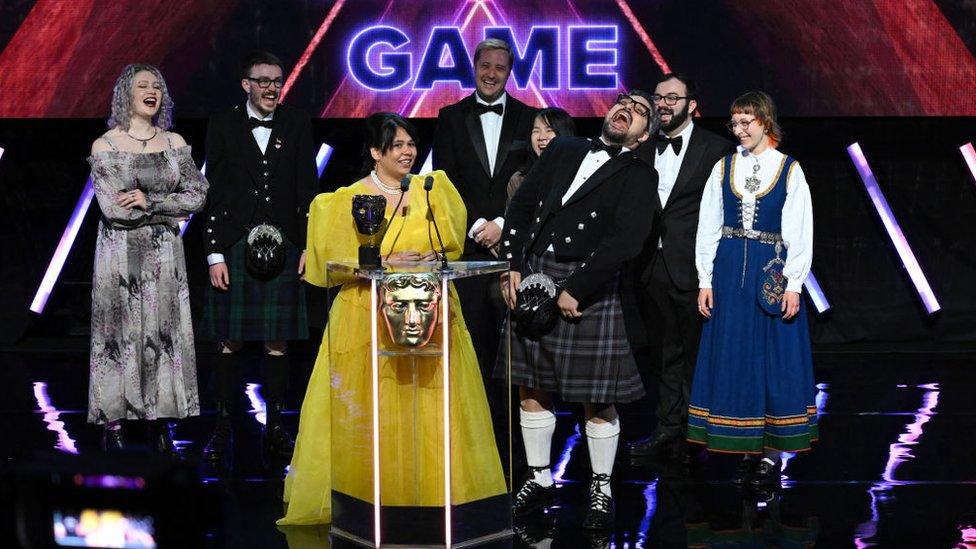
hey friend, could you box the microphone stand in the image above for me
[379,174,412,265]
[424,175,451,272]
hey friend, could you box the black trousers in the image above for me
[642,255,703,435]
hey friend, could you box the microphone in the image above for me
[380,174,413,263]
[424,175,450,271]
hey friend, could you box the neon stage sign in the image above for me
[347,25,619,91]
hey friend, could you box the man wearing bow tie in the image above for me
[498,91,659,529]
[199,50,319,465]
[628,73,734,460]
[432,38,536,382]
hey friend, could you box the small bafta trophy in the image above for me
[352,194,387,268]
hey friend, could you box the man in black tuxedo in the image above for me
[199,51,319,464]
[499,91,660,529]
[432,38,536,379]
[628,73,735,459]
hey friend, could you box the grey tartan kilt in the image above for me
[494,252,645,404]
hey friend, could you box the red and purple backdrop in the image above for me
[1,0,974,119]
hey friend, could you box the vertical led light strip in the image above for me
[369,278,382,548]
[0,146,5,160]
[847,142,941,314]
[244,383,267,425]
[316,143,334,178]
[30,179,95,313]
[961,143,976,186]
[441,276,452,548]
[804,272,831,313]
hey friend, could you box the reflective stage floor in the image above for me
[2,339,975,548]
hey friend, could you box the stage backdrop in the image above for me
[0,0,975,118]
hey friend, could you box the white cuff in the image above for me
[786,279,805,293]
[492,217,505,230]
[207,253,225,266]
[467,218,487,239]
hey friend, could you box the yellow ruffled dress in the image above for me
[277,171,506,526]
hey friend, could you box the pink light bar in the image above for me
[30,178,95,313]
[847,142,941,314]
[961,142,976,186]
[369,278,382,547]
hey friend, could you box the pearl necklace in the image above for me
[370,170,403,195]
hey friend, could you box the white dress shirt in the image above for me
[207,102,276,266]
[654,121,695,207]
[545,140,630,251]
[468,93,508,238]
[246,101,274,154]
[695,146,813,293]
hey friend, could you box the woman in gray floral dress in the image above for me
[88,64,208,453]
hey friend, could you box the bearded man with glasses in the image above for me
[199,50,319,466]
[626,73,734,462]
[497,90,660,530]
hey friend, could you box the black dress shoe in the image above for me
[581,473,615,530]
[732,457,757,485]
[627,430,681,458]
[101,425,124,453]
[203,417,234,463]
[151,420,181,459]
[262,403,295,457]
[749,458,782,487]
[512,467,558,516]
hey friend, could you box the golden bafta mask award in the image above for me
[379,273,442,348]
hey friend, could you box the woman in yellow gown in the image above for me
[278,113,507,532]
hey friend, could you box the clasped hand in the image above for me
[116,189,147,210]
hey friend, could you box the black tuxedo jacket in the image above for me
[432,93,536,256]
[500,136,660,302]
[638,125,734,291]
[202,104,318,255]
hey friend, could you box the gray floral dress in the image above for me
[88,140,208,424]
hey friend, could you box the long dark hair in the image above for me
[520,107,576,173]
[360,112,420,176]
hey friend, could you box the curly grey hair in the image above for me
[107,64,174,131]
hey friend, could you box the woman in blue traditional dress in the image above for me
[688,91,817,486]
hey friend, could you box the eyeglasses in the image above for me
[615,94,651,117]
[650,93,688,106]
[726,118,757,133]
[246,77,284,89]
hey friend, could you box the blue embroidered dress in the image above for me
[688,148,817,453]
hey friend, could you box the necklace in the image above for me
[370,170,403,195]
[126,127,158,150]
[743,158,762,193]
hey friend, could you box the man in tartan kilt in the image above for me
[498,91,661,529]
[199,51,318,463]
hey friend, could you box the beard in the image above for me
[660,102,690,133]
[601,118,629,145]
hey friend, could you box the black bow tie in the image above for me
[590,139,622,157]
[656,134,683,155]
[249,117,274,129]
[475,102,504,116]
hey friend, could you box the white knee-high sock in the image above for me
[520,407,556,487]
[585,418,620,497]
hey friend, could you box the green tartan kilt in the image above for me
[200,236,308,342]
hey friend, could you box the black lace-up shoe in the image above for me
[581,473,615,530]
[512,466,558,516]
[750,458,782,487]
[733,457,757,485]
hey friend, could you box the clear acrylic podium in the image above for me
[326,260,512,548]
